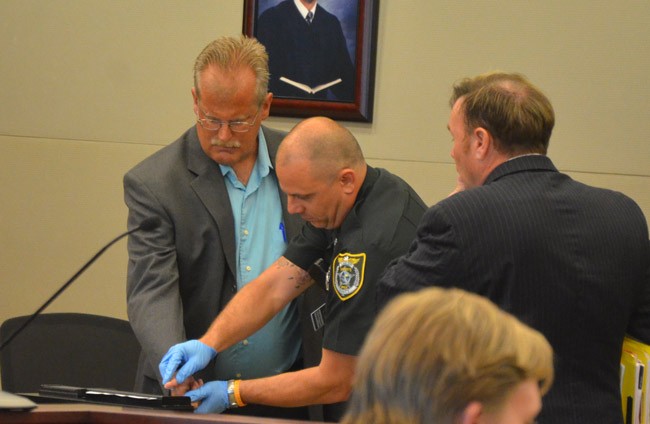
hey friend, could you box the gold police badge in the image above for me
[333,252,366,301]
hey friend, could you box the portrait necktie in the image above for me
[306,11,313,25]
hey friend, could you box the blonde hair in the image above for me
[342,287,554,424]
[193,35,269,105]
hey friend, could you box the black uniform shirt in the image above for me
[284,166,426,355]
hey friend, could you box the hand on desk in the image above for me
[169,376,202,396]
[160,339,217,386]
[169,376,204,410]
[185,380,228,414]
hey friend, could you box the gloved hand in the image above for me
[159,340,217,385]
[186,380,229,414]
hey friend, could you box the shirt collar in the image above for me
[356,165,377,202]
[485,155,557,185]
[293,0,317,19]
[506,153,543,162]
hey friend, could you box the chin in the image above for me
[211,151,239,165]
[307,220,327,229]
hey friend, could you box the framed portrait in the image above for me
[243,0,379,122]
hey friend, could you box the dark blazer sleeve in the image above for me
[627,238,650,342]
[377,203,461,309]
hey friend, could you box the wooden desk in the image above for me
[0,403,316,423]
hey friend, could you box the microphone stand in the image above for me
[0,217,159,352]
[0,218,160,411]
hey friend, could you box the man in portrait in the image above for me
[255,0,357,102]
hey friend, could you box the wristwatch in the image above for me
[226,380,239,408]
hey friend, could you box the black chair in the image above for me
[0,313,141,393]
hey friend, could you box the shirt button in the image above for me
[236,373,242,378]
[245,265,252,272]
[242,339,249,346]
[243,229,249,236]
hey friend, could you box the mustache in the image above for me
[210,138,242,148]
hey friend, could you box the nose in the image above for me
[216,124,233,140]
[286,197,303,215]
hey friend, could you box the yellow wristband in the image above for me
[233,380,246,407]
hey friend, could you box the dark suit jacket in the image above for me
[256,0,355,101]
[123,126,310,392]
[378,155,650,424]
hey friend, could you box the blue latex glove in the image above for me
[159,340,217,384]
[186,380,229,414]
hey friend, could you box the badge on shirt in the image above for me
[332,252,366,301]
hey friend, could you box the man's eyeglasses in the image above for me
[196,105,260,133]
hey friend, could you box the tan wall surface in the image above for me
[2,1,648,357]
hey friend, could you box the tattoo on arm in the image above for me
[275,259,313,290]
[292,272,312,290]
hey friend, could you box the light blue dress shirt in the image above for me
[214,129,301,379]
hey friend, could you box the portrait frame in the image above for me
[243,0,379,122]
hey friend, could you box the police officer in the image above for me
[158,116,427,422]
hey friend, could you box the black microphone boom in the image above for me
[0,217,161,351]
[138,216,162,232]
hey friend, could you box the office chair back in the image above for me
[0,313,141,393]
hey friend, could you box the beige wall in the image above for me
[1,1,649,335]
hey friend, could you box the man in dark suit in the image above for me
[256,0,355,101]
[123,35,314,420]
[377,72,650,424]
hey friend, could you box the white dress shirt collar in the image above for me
[293,0,317,20]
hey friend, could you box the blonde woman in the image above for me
[342,287,553,424]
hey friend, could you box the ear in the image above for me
[471,127,492,161]
[459,401,483,424]
[339,168,356,194]
[259,92,273,120]
[191,87,199,115]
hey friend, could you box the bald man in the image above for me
[159,117,426,421]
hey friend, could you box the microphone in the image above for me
[0,217,161,352]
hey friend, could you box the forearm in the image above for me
[199,280,279,352]
[238,351,356,407]
[200,256,312,352]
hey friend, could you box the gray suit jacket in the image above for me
[124,125,305,391]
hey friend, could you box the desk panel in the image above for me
[1,403,317,424]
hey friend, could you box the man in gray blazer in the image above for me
[158,117,427,421]
[123,36,311,420]
[378,72,650,424]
